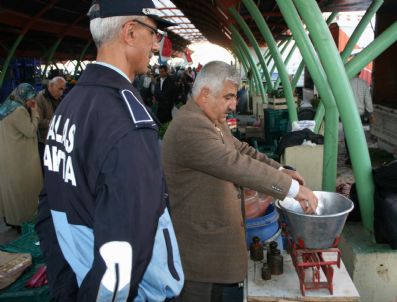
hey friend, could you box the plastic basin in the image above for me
[245,204,279,247]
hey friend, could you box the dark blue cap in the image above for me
[88,0,175,29]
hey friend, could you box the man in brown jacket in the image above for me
[35,76,66,172]
[163,61,318,302]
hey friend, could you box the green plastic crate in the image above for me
[0,264,52,302]
[0,232,43,264]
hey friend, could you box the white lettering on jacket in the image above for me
[45,115,77,186]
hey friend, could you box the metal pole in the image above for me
[230,25,267,102]
[277,0,339,192]
[346,21,397,79]
[0,0,59,86]
[294,0,374,231]
[291,59,305,90]
[234,44,256,113]
[242,0,298,122]
[341,0,384,63]
[291,12,338,91]
[233,42,259,95]
[233,42,257,96]
[274,43,298,89]
[73,39,92,77]
[229,7,273,94]
[269,38,293,79]
[265,40,285,71]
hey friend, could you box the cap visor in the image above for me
[148,14,176,29]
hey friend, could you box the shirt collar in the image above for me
[95,62,131,83]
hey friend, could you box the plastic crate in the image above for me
[0,232,43,264]
[0,264,52,302]
[264,109,290,144]
[21,218,37,235]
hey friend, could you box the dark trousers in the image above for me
[174,280,243,302]
[38,141,45,176]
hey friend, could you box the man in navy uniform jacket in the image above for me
[35,1,183,301]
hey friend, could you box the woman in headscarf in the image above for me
[0,83,43,229]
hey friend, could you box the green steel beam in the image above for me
[277,0,339,192]
[312,12,339,126]
[74,39,92,77]
[269,38,293,78]
[291,59,305,90]
[346,21,397,79]
[341,0,383,63]
[234,43,256,93]
[294,0,374,231]
[265,40,284,67]
[314,103,325,133]
[43,39,63,77]
[291,12,338,91]
[0,0,58,86]
[274,43,298,89]
[233,42,256,95]
[230,26,266,99]
[243,0,298,122]
[229,7,273,93]
[233,45,250,79]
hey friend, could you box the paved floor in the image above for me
[0,220,20,244]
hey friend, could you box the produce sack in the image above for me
[0,251,32,289]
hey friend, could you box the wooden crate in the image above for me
[268,97,298,110]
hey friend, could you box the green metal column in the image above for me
[230,25,267,102]
[43,39,63,77]
[313,12,339,127]
[229,7,273,94]
[269,38,293,79]
[233,43,257,95]
[234,43,258,94]
[277,0,339,192]
[341,0,383,63]
[291,60,305,90]
[265,40,285,70]
[346,21,397,79]
[0,0,59,86]
[294,0,374,231]
[73,40,92,77]
[233,45,251,88]
[242,0,298,122]
[291,12,338,92]
[274,43,298,89]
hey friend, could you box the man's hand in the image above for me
[282,169,305,186]
[295,185,318,214]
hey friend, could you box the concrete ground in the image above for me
[0,219,20,245]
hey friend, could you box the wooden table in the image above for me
[245,252,360,302]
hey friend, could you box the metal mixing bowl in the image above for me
[277,191,354,249]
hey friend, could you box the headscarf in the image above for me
[0,83,37,120]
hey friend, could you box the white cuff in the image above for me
[287,179,300,198]
[278,166,284,171]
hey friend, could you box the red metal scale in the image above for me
[288,237,341,296]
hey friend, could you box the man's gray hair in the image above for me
[49,76,66,86]
[192,61,240,98]
[88,4,146,48]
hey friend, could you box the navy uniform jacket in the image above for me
[35,64,183,301]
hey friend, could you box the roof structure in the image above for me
[0,0,375,62]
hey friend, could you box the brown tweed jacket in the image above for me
[162,99,292,283]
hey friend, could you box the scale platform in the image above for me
[246,251,360,302]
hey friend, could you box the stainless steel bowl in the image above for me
[277,191,354,249]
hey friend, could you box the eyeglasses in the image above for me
[133,19,165,43]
